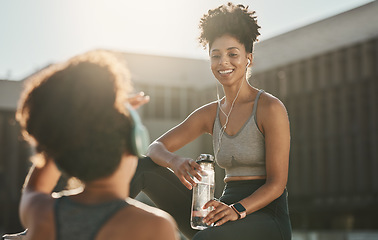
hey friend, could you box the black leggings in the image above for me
[130,157,292,240]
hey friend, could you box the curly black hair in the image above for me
[199,2,260,53]
[16,50,133,182]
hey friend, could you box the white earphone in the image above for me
[215,76,244,160]
[214,58,250,159]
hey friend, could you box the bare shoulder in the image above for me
[154,100,219,151]
[20,192,55,240]
[191,100,219,134]
[169,100,218,136]
[98,198,178,240]
[190,100,218,119]
[259,91,288,118]
[197,100,219,112]
[21,192,54,223]
[257,92,289,134]
[127,198,179,239]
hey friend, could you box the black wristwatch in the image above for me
[231,202,247,219]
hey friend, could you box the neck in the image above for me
[81,179,129,203]
[70,155,135,204]
[221,79,253,106]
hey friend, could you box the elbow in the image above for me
[275,186,286,199]
[146,141,158,157]
[271,186,286,201]
[266,180,287,200]
[146,141,163,154]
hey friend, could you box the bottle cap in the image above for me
[196,154,214,164]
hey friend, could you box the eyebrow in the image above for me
[211,47,240,53]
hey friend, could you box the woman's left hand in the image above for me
[128,92,150,109]
[202,200,240,227]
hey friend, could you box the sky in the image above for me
[0,0,374,80]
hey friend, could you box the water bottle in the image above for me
[190,154,215,230]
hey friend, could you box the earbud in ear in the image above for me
[246,59,251,70]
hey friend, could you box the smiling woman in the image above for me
[129,2,292,240]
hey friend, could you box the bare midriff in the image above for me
[224,175,266,183]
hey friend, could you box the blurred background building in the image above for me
[1,1,378,239]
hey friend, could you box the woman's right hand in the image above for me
[168,156,203,190]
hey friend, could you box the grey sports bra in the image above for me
[212,90,266,178]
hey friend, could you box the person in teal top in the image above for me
[130,3,292,239]
[15,50,178,240]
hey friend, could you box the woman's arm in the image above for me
[147,102,217,190]
[238,96,290,210]
[203,95,290,226]
[19,159,61,227]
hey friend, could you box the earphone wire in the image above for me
[215,78,244,160]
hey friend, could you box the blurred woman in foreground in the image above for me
[16,50,178,240]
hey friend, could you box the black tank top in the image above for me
[54,195,129,240]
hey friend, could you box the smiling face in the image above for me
[209,34,252,87]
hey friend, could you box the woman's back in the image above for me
[54,196,128,240]
[25,194,177,240]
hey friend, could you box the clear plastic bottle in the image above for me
[190,154,215,230]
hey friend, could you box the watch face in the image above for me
[234,203,246,212]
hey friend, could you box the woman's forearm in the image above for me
[239,181,286,215]
[146,141,177,169]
